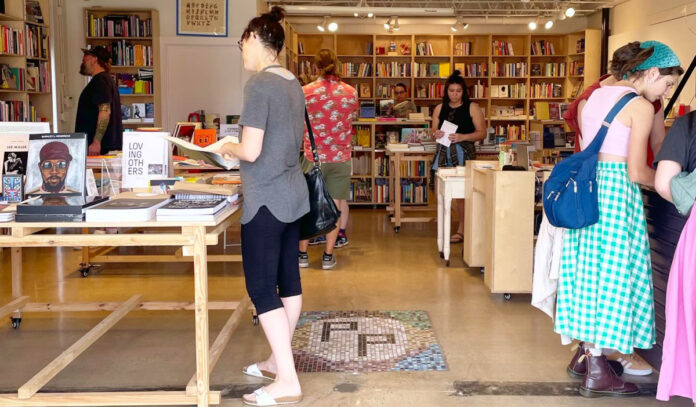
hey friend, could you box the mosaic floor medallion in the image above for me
[292,311,447,373]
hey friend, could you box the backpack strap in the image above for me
[584,92,639,154]
[304,108,321,168]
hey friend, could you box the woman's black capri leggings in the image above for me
[241,206,303,315]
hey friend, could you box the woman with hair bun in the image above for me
[298,48,358,269]
[431,70,487,243]
[554,41,683,398]
[219,6,306,406]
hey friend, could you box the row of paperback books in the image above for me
[0,24,25,56]
[87,14,153,38]
[0,100,33,122]
[26,61,49,92]
[103,41,153,67]
[492,124,526,141]
[492,40,515,56]
[468,81,487,98]
[569,61,584,75]
[349,179,372,203]
[376,62,411,77]
[351,153,371,176]
[117,70,153,95]
[415,82,444,99]
[399,161,427,177]
[531,83,563,98]
[375,156,389,177]
[25,24,48,59]
[531,62,566,77]
[400,180,427,204]
[0,65,26,91]
[456,62,488,77]
[415,41,436,56]
[340,62,372,78]
[374,178,390,204]
[530,41,556,56]
[454,41,473,56]
[492,62,526,77]
[413,62,450,78]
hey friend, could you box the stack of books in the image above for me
[156,183,239,222]
[85,195,171,222]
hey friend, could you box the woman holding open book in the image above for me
[431,70,487,243]
[218,6,306,406]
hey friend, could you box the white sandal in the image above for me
[242,363,276,381]
[242,388,303,406]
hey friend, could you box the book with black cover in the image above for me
[157,198,227,216]
[85,197,171,222]
[16,196,107,222]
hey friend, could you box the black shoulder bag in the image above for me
[299,109,341,240]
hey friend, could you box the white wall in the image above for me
[609,0,696,108]
[56,0,258,133]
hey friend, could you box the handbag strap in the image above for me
[584,91,639,154]
[304,108,321,168]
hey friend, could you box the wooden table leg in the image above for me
[436,177,443,254]
[11,247,22,319]
[443,189,452,264]
[81,227,90,266]
[192,226,210,407]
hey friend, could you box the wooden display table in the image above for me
[0,205,247,407]
[436,170,467,266]
[465,163,536,299]
[385,145,435,233]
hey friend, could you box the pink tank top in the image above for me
[580,86,636,157]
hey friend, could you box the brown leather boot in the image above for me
[567,342,624,378]
[579,350,639,398]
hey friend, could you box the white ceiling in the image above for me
[268,1,620,18]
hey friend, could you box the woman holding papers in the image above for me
[431,70,487,243]
[219,6,307,406]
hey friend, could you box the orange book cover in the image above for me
[192,129,217,147]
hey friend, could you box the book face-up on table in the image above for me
[163,135,240,170]
[85,196,172,222]
[122,132,171,189]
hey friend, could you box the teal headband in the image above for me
[623,41,680,79]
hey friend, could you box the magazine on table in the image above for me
[163,135,239,170]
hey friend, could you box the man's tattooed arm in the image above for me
[95,103,111,142]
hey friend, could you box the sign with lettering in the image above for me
[177,0,228,37]
[122,132,170,188]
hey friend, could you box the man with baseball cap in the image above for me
[75,46,123,156]
[27,141,79,194]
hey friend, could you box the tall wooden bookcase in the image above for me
[0,0,53,124]
[287,30,600,205]
[83,8,161,128]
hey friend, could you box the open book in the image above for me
[163,135,240,170]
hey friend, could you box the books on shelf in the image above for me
[576,38,585,53]
[101,41,153,67]
[121,102,154,123]
[531,62,566,76]
[117,69,154,95]
[415,41,435,56]
[0,100,34,122]
[492,40,514,56]
[375,155,389,177]
[26,60,49,92]
[351,153,370,175]
[354,125,371,148]
[455,62,487,77]
[569,61,584,76]
[413,62,450,78]
[349,178,372,203]
[374,178,389,204]
[492,61,526,77]
[454,41,472,56]
[0,23,24,56]
[493,124,526,141]
[376,61,410,77]
[468,80,487,98]
[531,82,563,98]
[88,13,153,38]
[25,1,44,24]
[400,179,427,204]
[85,196,171,222]
[531,41,556,56]
[415,82,445,99]
[340,62,372,77]
[400,161,427,177]
[25,24,48,59]
[0,64,25,91]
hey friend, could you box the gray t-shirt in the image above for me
[239,70,309,224]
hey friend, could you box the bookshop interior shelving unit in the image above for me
[83,8,161,128]
[289,30,600,205]
[0,0,53,124]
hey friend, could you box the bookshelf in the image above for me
[83,8,161,128]
[289,30,600,202]
[0,0,53,124]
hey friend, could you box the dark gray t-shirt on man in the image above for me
[655,111,696,172]
[239,70,309,224]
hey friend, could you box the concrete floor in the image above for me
[0,209,692,406]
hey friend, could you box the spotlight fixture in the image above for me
[354,12,359,17]
[559,9,567,20]
[565,6,576,17]
[317,16,328,32]
[367,12,374,18]
[451,24,458,32]
[545,20,554,29]
[328,21,338,32]
[392,16,400,31]
[451,16,468,32]
[384,16,392,30]
[528,20,538,30]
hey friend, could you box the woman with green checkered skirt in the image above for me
[555,41,683,398]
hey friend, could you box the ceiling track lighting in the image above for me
[545,19,554,29]
[565,6,576,17]
[392,16,400,31]
[451,16,469,32]
[317,15,328,32]
[353,0,374,19]
[383,16,392,30]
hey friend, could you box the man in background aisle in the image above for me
[76,46,123,156]
[389,83,417,118]
[299,49,358,269]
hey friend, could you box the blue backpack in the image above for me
[543,92,638,229]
